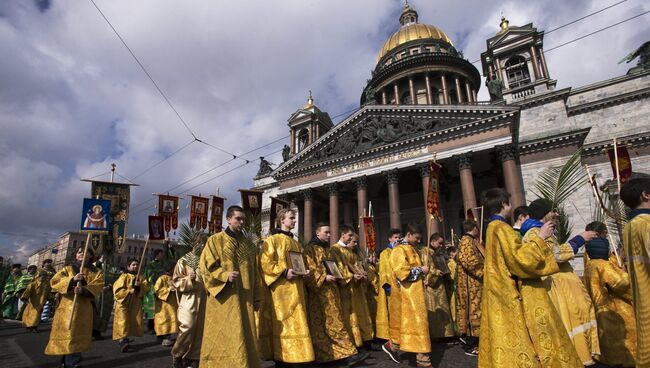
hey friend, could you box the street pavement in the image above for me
[1,318,616,368]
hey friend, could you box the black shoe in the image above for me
[343,351,370,366]
[382,342,400,364]
[172,357,183,368]
[370,342,383,351]
[463,346,479,357]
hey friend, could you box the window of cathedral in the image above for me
[416,89,428,104]
[505,55,531,88]
[411,48,420,55]
[297,128,309,152]
[401,91,412,105]
[448,90,458,104]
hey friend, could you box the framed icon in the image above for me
[286,250,307,275]
[348,262,366,276]
[323,260,343,279]
[80,198,111,232]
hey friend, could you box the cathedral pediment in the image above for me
[275,105,520,181]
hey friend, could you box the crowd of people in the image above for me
[1,177,649,368]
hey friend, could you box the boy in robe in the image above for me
[377,229,401,343]
[478,188,582,368]
[521,198,599,365]
[620,177,650,367]
[21,266,49,332]
[198,205,262,368]
[304,222,367,365]
[382,223,432,368]
[456,219,484,356]
[153,264,178,347]
[112,258,149,352]
[171,237,206,368]
[44,247,104,368]
[40,259,56,321]
[512,205,529,237]
[584,222,636,367]
[420,233,453,340]
[260,208,314,364]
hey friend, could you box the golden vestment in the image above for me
[255,251,274,361]
[21,276,49,328]
[456,234,484,336]
[112,272,149,340]
[523,227,600,365]
[366,262,379,333]
[623,212,650,367]
[44,265,104,355]
[447,258,458,330]
[171,252,206,361]
[585,259,636,366]
[478,219,582,368]
[260,232,314,363]
[389,243,430,353]
[304,241,357,362]
[376,247,393,340]
[329,243,374,346]
[419,246,454,338]
[199,231,261,368]
[153,274,178,336]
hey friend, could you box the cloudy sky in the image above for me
[1,0,648,262]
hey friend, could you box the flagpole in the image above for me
[69,232,92,329]
[613,138,621,193]
[585,164,622,268]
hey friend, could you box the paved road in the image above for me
[1,318,616,368]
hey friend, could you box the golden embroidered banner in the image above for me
[158,195,179,235]
[210,196,224,233]
[270,197,290,228]
[189,195,210,229]
[426,161,442,220]
[607,146,632,186]
[239,189,263,217]
[362,216,377,252]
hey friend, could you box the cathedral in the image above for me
[253,3,650,264]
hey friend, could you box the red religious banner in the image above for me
[239,189,263,217]
[607,145,633,186]
[148,216,165,240]
[361,217,377,252]
[426,161,442,220]
[157,195,179,235]
[270,197,290,228]
[210,196,224,233]
[466,208,475,220]
[190,196,210,229]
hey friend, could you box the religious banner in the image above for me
[148,216,165,240]
[426,161,442,220]
[466,208,475,220]
[210,196,224,233]
[89,180,134,254]
[607,145,633,186]
[361,216,377,253]
[80,198,111,232]
[158,194,179,236]
[239,189,263,217]
[189,195,210,229]
[270,197,290,228]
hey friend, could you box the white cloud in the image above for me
[0,0,648,262]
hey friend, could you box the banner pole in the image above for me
[613,138,621,193]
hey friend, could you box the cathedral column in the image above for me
[539,48,550,79]
[465,82,473,103]
[394,84,400,105]
[409,77,416,105]
[454,152,477,214]
[326,183,339,245]
[454,76,463,102]
[417,163,440,234]
[497,144,525,208]
[425,74,433,104]
[441,74,449,104]
[382,89,387,105]
[343,193,353,225]
[495,57,509,89]
[356,176,368,217]
[385,169,401,229]
[290,129,295,154]
[488,64,495,80]
[301,189,313,241]
[529,46,541,79]
[472,89,477,102]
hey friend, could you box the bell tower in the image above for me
[480,17,556,103]
[287,91,333,156]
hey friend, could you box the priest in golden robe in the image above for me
[521,199,599,365]
[112,258,149,352]
[260,208,314,364]
[21,266,49,332]
[456,219,484,355]
[44,247,104,368]
[620,178,650,368]
[420,233,454,339]
[304,223,366,365]
[153,265,178,347]
[199,205,262,368]
[171,239,206,368]
[383,224,431,368]
[329,226,374,347]
[478,188,582,368]
[584,233,636,367]
[376,228,402,342]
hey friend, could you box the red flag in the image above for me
[210,196,224,233]
[190,195,210,230]
[426,161,442,220]
[362,217,377,252]
[607,146,632,186]
[466,208,475,220]
[158,195,179,235]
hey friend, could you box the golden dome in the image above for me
[376,23,453,64]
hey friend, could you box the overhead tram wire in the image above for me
[129,138,196,181]
[469,0,635,65]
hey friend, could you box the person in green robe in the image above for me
[15,265,37,320]
[1,264,23,318]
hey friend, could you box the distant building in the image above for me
[28,232,175,270]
